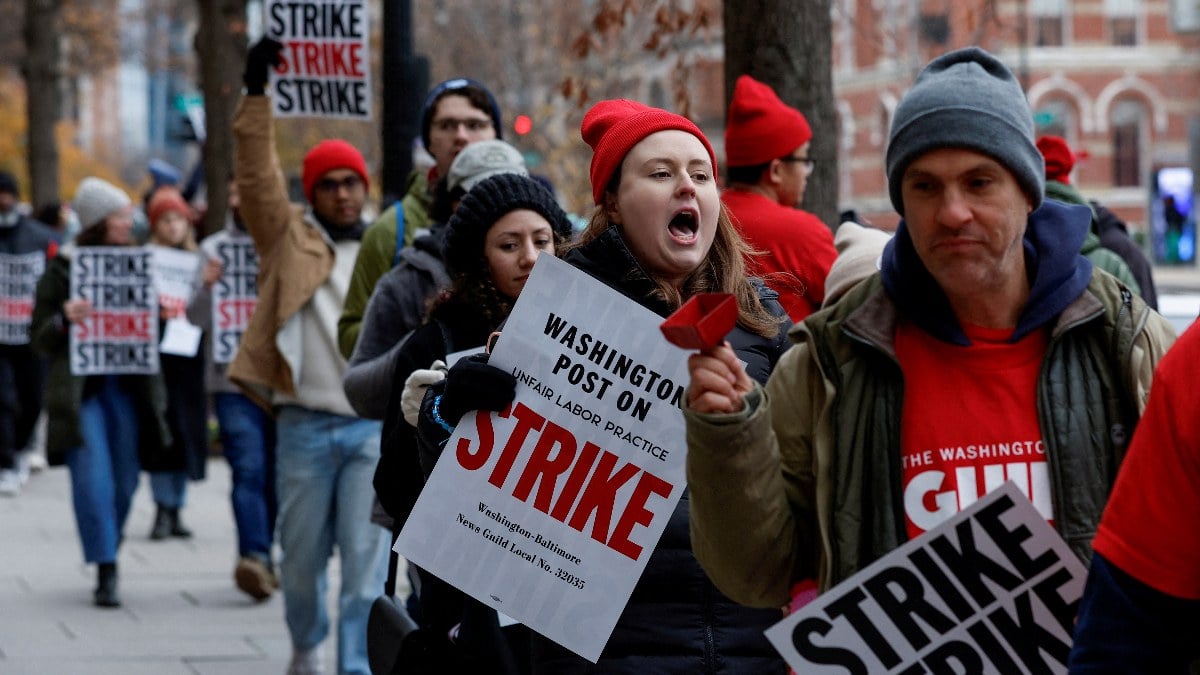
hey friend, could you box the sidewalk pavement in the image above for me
[0,459,340,675]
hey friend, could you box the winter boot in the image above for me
[94,562,120,608]
[149,505,172,540]
[169,508,193,538]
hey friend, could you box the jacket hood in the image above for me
[881,198,1093,345]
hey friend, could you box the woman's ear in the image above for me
[603,192,621,225]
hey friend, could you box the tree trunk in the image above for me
[724,0,837,230]
[23,0,61,211]
[194,0,247,237]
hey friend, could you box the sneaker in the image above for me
[24,450,46,473]
[286,645,324,675]
[234,556,275,601]
[14,453,31,486]
[0,469,21,497]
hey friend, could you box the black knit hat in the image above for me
[444,173,571,280]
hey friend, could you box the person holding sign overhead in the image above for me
[231,37,389,675]
[682,45,1174,620]
[31,177,172,608]
[417,98,791,672]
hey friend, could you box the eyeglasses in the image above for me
[314,175,364,194]
[779,155,816,172]
[432,118,494,134]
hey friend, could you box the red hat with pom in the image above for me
[725,75,812,168]
[1036,135,1076,185]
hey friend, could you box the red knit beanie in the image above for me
[581,99,717,205]
[725,75,812,168]
[147,187,190,226]
[301,139,370,202]
[1036,135,1075,185]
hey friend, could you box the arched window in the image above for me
[1035,98,1076,139]
[1111,99,1145,187]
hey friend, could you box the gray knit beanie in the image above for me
[886,47,1044,215]
[445,173,571,279]
[73,177,132,230]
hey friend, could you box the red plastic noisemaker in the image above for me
[659,293,737,351]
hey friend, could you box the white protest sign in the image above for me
[766,482,1086,674]
[0,251,45,345]
[396,254,689,663]
[208,235,259,364]
[70,247,158,375]
[266,0,371,120]
[148,245,202,318]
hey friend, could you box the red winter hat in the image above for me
[1036,135,1075,185]
[725,75,812,168]
[581,99,717,205]
[147,187,190,226]
[301,139,370,202]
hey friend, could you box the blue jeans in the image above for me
[275,406,388,675]
[215,392,276,559]
[149,471,188,508]
[65,377,141,563]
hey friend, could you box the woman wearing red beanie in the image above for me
[417,99,792,673]
[142,188,221,543]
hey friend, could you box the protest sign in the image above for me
[266,0,371,119]
[69,247,158,375]
[0,251,45,345]
[765,482,1086,674]
[148,244,202,319]
[396,254,689,662]
[209,235,259,364]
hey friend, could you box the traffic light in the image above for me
[514,115,533,136]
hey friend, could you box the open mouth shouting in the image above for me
[668,207,700,245]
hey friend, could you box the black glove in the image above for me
[438,353,516,423]
[243,37,285,96]
[415,353,515,475]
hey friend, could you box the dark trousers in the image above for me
[0,344,46,470]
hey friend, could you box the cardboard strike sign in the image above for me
[397,254,690,662]
[267,0,371,119]
[209,236,259,364]
[0,251,45,345]
[765,482,1086,674]
[69,247,158,375]
[148,245,202,318]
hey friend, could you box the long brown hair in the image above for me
[570,171,781,338]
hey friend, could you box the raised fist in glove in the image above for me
[243,36,285,96]
[437,353,516,424]
[401,360,447,427]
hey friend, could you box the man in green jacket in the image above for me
[337,78,502,358]
[682,47,1174,610]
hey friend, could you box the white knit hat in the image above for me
[73,177,131,230]
[446,140,528,194]
[823,221,893,307]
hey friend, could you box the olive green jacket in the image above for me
[684,272,1173,608]
[337,172,432,358]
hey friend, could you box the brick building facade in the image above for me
[833,0,1200,261]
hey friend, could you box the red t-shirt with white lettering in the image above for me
[1092,322,1200,599]
[895,319,1051,539]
